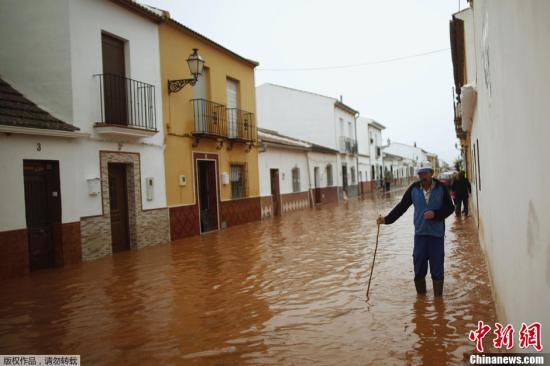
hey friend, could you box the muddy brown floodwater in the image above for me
[0,192,497,365]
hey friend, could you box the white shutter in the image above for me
[226,79,238,137]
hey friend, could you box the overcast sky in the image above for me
[144,0,468,164]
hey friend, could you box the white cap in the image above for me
[416,161,433,174]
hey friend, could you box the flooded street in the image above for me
[0,192,496,365]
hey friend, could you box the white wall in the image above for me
[68,0,163,145]
[368,125,384,179]
[462,0,550,329]
[356,117,371,156]
[383,142,426,164]
[307,151,338,189]
[0,0,167,231]
[0,135,167,231]
[259,147,310,197]
[256,84,337,150]
[336,154,359,186]
[334,107,356,151]
[0,0,74,123]
[358,156,371,182]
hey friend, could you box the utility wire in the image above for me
[257,48,450,72]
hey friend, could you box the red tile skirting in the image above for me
[260,196,273,219]
[220,197,261,228]
[169,204,200,240]
[62,222,82,265]
[315,186,339,204]
[0,229,28,280]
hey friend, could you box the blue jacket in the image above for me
[384,179,455,237]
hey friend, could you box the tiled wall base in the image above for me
[281,191,310,213]
[220,197,261,228]
[169,205,200,241]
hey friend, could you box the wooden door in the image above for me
[342,165,348,191]
[314,167,322,204]
[23,160,61,271]
[108,164,130,252]
[270,169,281,216]
[102,33,127,125]
[197,160,219,233]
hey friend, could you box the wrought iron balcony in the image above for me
[340,136,357,154]
[227,108,256,142]
[191,99,256,143]
[94,74,157,136]
[191,99,227,137]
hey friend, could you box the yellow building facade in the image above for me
[159,18,260,239]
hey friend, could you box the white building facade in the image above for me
[258,129,312,218]
[256,83,359,202]
[451,1,550,329]
[367,120,386,185]
[0,0,170,279]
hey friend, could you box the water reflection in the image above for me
[0,193,497,365]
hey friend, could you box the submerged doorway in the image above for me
[197,160,219,233]
[342,164,348,193]
[108,163,130,253]
[23,160,61,271]
[270,169,281,216]
[313,167,321,204]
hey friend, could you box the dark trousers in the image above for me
[455,195,469,216]
[413,235,444,280]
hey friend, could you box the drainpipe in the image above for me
[354,112,360,198]
[306,148,314,207]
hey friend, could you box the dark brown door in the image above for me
[270,169,281,216]
[197,160,219,233]
[23,160,61,271]
[102,33,127,125]
[108,164,130,252]
[342,165,348,192]
[313,167,322,204]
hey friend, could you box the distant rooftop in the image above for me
[258,83,360,115]
[258,83,338,101]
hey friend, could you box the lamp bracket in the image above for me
[168,78,197,94]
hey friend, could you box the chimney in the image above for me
[339,95,343,103]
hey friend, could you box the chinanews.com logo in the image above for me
[467,321,547,365]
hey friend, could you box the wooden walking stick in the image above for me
[366,223,381,300]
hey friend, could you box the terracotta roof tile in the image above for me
[0,78,78,132]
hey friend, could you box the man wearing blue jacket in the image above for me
[376,161,455,296]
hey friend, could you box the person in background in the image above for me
[450,172,458,206]
[384,170,393,192]
[451,171,472,217]
[377,161,455,296]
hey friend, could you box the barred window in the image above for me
[351,167,356,184]
[292,167,300,192]
[230,163,246,198]
[326,164,333,186]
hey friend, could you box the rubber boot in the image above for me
[433,279,444,297]
[414,278,427,295]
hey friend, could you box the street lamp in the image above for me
[167,48,205,94]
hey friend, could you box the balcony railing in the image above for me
[340,136,357,154]
[227,108,256,142]
[191,99,256,143]
[95,73,157,131]
[191,99,227,137]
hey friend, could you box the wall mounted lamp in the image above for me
[167,48,205,94]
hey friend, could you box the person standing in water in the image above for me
[451,170,472,216]
[376,161,454,296]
